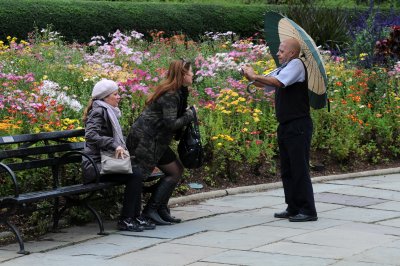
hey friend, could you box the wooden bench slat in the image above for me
[0,142,85,160]
[0,129,85,145]
[0,183,117,204]
[0,155,82,172]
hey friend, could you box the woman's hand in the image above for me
[115,146,127,159]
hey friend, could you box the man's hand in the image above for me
[241,65,256,81]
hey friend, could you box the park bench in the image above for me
[0,129,163,254]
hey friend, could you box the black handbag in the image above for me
[178,106,204,169]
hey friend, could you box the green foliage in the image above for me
[0,0,267,43]
[284,4,351,49]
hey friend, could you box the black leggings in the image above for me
[100,166,143,218]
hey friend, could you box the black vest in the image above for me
[275,59,310,124]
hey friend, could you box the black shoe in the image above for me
[143,209,172,225]
[117,217,144,232]
[158,207,182,223]
[289,213,318,222]
[274,210,296,219]
[136,216,156,230]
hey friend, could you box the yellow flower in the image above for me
[242,128,248,132]
[238,97,246,102]
[211,136,218,140]
[231,92,238,97]
[222,110,232,114]
[359,53,368,61]
[253,117,260,122]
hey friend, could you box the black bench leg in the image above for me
[84,202,108,235]
[5,221,30,255]
[52,205,68,232]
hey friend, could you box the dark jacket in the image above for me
[81,105,118,183]
[126,88,194,176]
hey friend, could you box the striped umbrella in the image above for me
[264,11,328,109]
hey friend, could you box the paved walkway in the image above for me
[1,168,400,266]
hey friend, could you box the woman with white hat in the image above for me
[82,79,155,232]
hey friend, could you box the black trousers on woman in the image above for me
[99,166,143,218]
[277,116,317,216]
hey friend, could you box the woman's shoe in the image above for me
[158,207,182,223]
[117,217,144,232]
[136,216,156,230]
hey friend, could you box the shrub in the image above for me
[0,0,267,43]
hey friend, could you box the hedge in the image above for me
[0,0,277,43]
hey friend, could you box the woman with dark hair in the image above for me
[82,79,155,232]
[126,59,195,225]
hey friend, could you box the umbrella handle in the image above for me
[246,81,257,94]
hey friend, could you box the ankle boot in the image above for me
[142,184,171,225]
[157,179,182,223]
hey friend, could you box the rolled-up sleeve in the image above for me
[275,59,306,87]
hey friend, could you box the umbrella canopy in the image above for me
[264,11,328,109]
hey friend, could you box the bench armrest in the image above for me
[56,151,100,185]
[0,162,20,197]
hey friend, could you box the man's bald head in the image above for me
[283,38,301,58]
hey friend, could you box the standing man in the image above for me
[242,38,317,222]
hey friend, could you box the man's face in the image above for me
[277,41,293,65]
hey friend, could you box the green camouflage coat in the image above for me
[126,89,194,177]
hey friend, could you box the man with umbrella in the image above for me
[242,38,318,222]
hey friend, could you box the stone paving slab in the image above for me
[171,225,307,250]
[314,192,388,207]
[368,201,400,212]
[330,186,400,201]
[363,173,400,182]
[266,217,350,231]
[331,260,395,266]
[365,181,400,192]
[328,178,383,186]
[0,239,70,253]
[253,241,356,259]
[309,183,355,193]
[350,246,400,265]
[110,243,224,266]
[333,222,400,237]
[202,250,336,266]
[0,253,105,266]
[201,194,284,209]
[181,208,277,232]
[187,262,227,266]
[383,239,400,248]
[319,206,400,223]
[48,234,164,258]
[377,217,400,228]
[288,226,397,251]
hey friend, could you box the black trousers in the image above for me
[277,116,317,216]
[100,166,143,218]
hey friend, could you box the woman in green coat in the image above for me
[126,59,195,225]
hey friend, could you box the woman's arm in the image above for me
[160,92,194,131]
[85,108,118,151]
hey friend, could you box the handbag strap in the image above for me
[190,106,198,125]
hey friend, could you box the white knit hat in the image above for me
[91,79,118,100]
